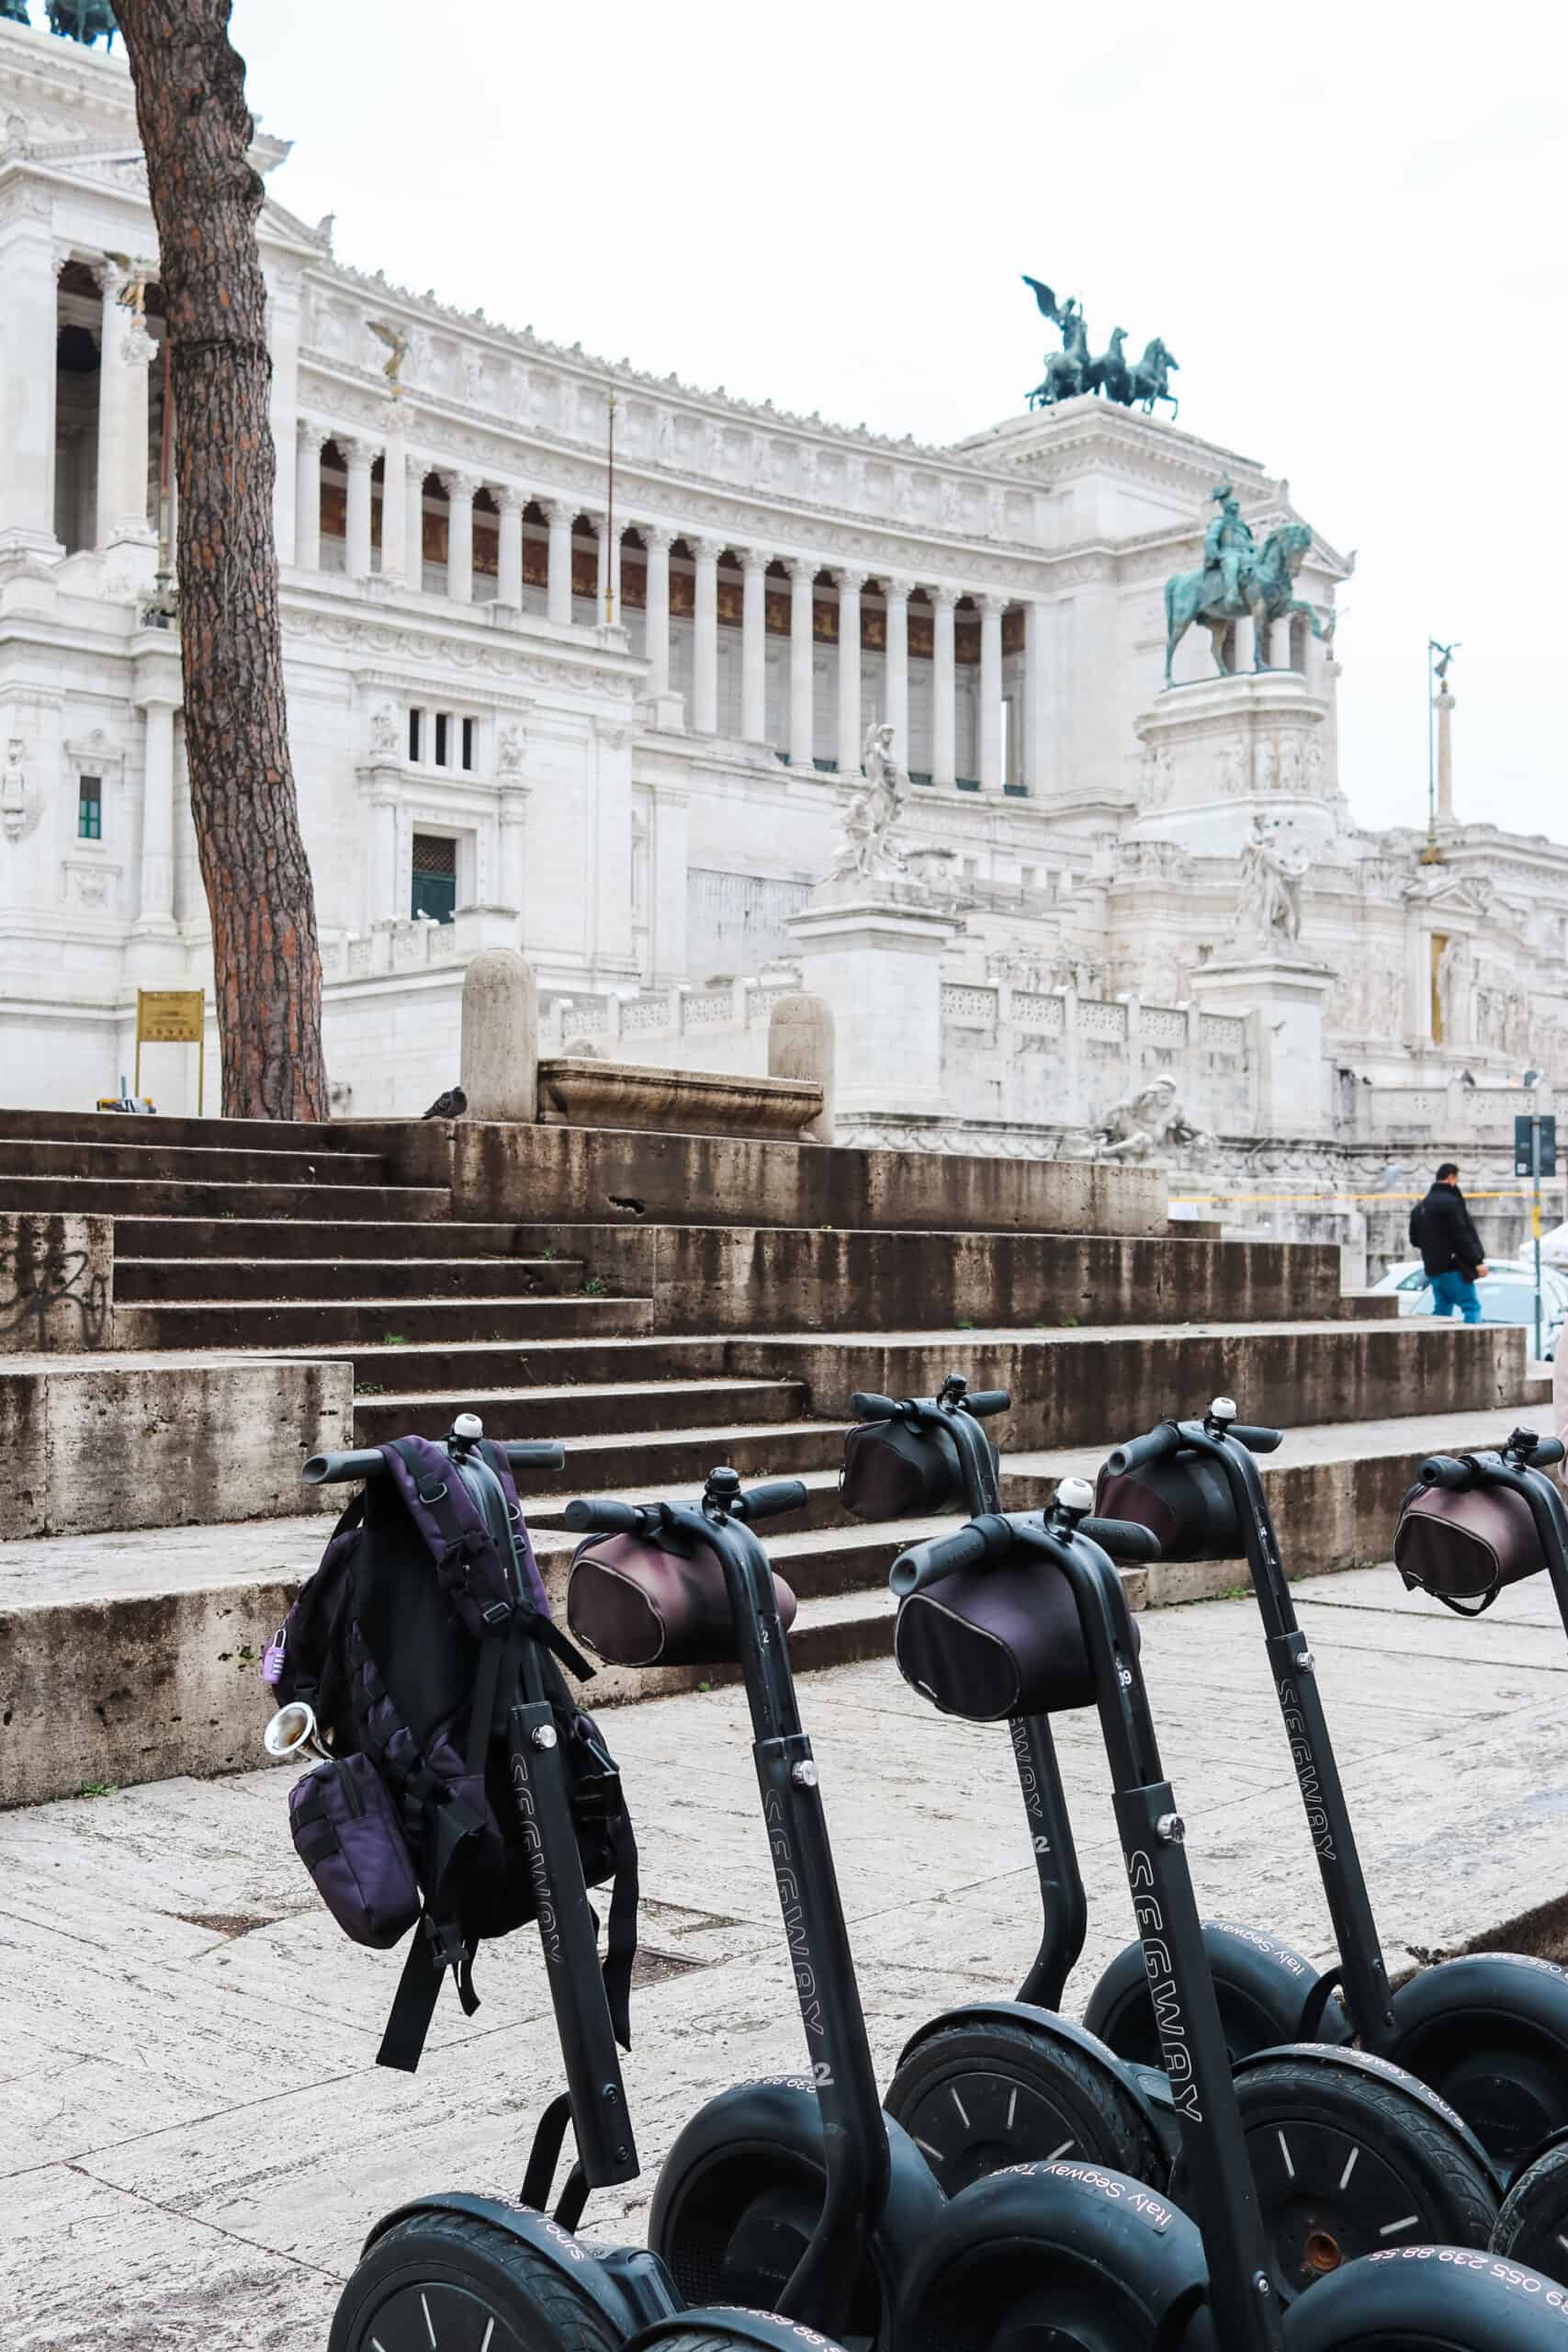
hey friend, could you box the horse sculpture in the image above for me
[47,0,118,44]
[1026,311,1090,410]
[1164,521,1336,683]
[1085,326,1131,404]
[1129,337,1179,417]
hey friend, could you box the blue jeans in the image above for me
[1430,1269,1482,1324]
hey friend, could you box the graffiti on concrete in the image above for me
[0,1231,112,1351]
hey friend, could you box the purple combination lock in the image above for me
[261,1626,287,1687]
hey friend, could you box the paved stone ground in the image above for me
[6,1561,1568,2349]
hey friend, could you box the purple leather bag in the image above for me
[288,1753,422,1949]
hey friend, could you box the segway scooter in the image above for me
[320,1424,852,2352]
[844,1377,1183,2189]
[886,1484,1568,2347]
[1091,1398,1568,2185]
[1395,1426,1568,2282]
[566,1464,1322,2348]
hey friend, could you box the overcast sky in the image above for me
[229,0,1564,839]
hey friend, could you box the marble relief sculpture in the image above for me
[1236,814,1308,950]
[1093,1073,1211,1163]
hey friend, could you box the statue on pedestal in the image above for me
[1236,814,1308,950]
[1093,1074,1211,1163]
[47,0,118,46]
[1021,278,1179,416]
[1164,484,1336,681]
[824,722,909,887]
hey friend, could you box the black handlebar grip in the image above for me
[963,1389,1012,1419]
[1228,1424,1284,1454]
[1103,1425,1181,1478]
[737,1478,809,1522]
[302,1447,388,1486]
[850,1391,900,1422]
[1532,1437,1567,1468]
[1418,1455,1475,1491]
[1079,1515,1163,1563]
[504,1440,567,1472]
[561,1498,647,1536]
[890,1522,991,1599]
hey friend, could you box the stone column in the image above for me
[96,265,156,553]
[546,501,574,624]
[131,626,186,968]
[496,485,525,609]
[264,262,301,562]
[498,782,528,910]
[788,559,815,768]
[1232,616,1255,674]
[1436,685,1456,821]
[445,471,477,604]
[835,570,863,774]
[0,211,63,555]
[460,947,538,1123]
[931,586,958,787]
[295,425,324,570]
[369,785,400,921]
[343,436,375,578]
[883,577,910,765]
[404,459,427,586]
[787,889,961,1118]
[643,526,672,695]
[378,421,406,584]
[741,549,768,741]
[691,537,719,732]
[978,594,1004,790]
[1024,598,1050,793]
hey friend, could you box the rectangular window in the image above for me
[461,716,476,772]
[411,831,457,924]
[408,707,423,762]
[77,776,102,840]
[434,712,449,768]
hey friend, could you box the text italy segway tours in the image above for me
[886,1480,1568,2348]
[1092,1398,1568,2187]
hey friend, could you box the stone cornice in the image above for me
[279,581,641,700]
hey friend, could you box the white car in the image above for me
[1371,1258,1568,1360]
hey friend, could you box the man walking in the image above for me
[1409,1162,1488,1324]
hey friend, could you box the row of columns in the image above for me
[293,426,1046,788]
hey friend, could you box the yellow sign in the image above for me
[134,989,207,1112]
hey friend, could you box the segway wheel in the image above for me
[1281,2241,1568,2348]
[1390,1954,1568,2179]
[1085,1920,1344,2069]
[1493,2133,1568,2279]
[883,2012,1167,2196]
[327,2211,618,2352]
[1170,2054,1499,2312]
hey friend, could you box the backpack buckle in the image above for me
[416,1476,449,1504]
[480,1600,512,1627]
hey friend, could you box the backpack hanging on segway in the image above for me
[264,1432,637,2073]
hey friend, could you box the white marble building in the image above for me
[1,17,1565,1136]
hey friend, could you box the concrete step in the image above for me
[352,1376,812,1443]
[0,1138,390,1187]
[500,1419,852,1498]
[0,1108,387,1153]
[336,1335,735,1396]
[112,1256,590,1304]
[117,1296,654,1350]
[113,1217,559,1261]
[0,1176,453,1222]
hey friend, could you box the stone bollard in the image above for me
[460,947,538,1123]
[768,991,835,1144]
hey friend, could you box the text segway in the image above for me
[886,1487,1568,2350]
[324,1428,856,2352]
[1095,1401,1568,2187]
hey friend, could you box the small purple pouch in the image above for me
[288,1754,421,1949]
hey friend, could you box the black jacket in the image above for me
[1409,1182,1485,1280]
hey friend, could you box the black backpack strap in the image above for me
[601,1815,638,2050]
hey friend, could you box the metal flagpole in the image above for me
[1533,1114,1544,1365]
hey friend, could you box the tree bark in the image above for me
[116,0,327,1121]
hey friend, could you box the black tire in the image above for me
[1086,1921,1342,2069]
[1171,2057,1498,2312]
[883,2014,1167,2197]
[1493,2136,1568,2279]
[1391,1956,1568,2179]
[1281,2243,1568,2348]
[328,2211,619,2352]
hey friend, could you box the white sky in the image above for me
[230,0,1566,838]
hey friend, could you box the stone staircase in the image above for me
[0,1109,1546,1806]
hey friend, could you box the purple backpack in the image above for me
[266,1435,637,2073]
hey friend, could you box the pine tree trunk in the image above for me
[116,0,327,1122]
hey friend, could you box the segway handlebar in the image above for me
[1226,1423,1284,1453]
[1530,1436,1567,1467]
[964,1389,1012,1418]
[1103,1422,1181,1476]
[849,1386,1011,1421]
[1418,1453,1473,1490]
[889,1514,1011,1597]
[1079,1515,1163,1562]
[849,1391,900,1421]
[304,1439,567,1485]
[562,1475,808,1539]
[731,1477,810,1522]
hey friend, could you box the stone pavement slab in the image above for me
[5,1563,1568,2347]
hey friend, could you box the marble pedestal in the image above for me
[1192,950,1337,1136]
[787,886,960,1119]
